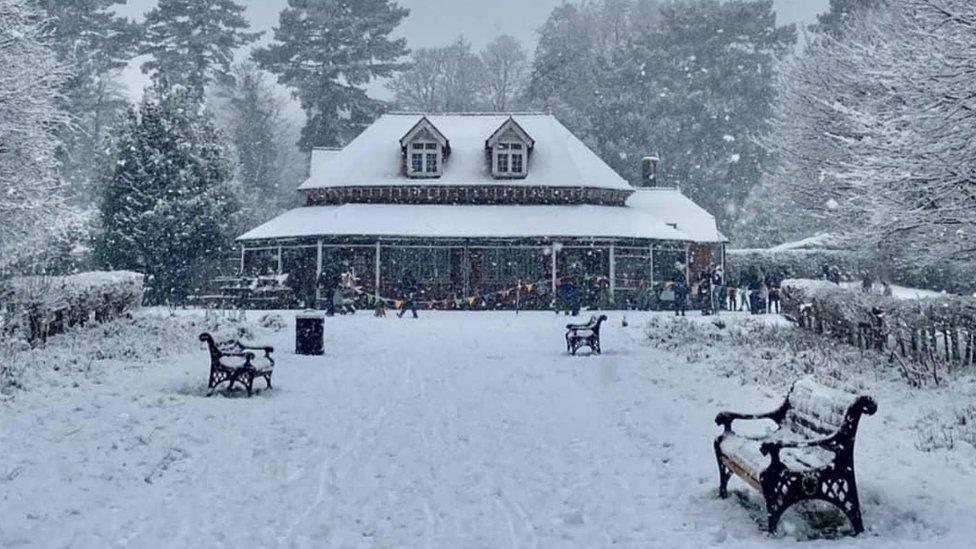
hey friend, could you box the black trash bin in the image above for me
[296,312,324,355]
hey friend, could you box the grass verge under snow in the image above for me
[643,315,976,454]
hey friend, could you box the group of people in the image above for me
[658,265,785,316]
[317,266,421,318]
[317,266,364,316]
[554,277,613,316]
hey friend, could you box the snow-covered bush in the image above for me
[781,280,976,386]
[257,313,287,332]
[726,248,863,283]
[643,317,881,393]
[914,405,976,453]
[1,311,269,396]
[2,271,144,345]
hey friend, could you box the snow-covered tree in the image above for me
[140,0,261,100]
[812,0,887,36]
[253,0,409,149]
[34,0,138,203]
[739,0,976,284]
[389,36,484,113]
[479,34,528,112]
[527,0,794,230]
[212,62,304,222]
[95,85,239,304]
[0,0,72,273]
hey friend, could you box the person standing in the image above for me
[397,269,419,319]
[698,269,712,316]
[767,271,783,314]
[317,266,339,316]
[711,266,724,316]
[673,279,688,317]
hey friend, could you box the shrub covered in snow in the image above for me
[1,271,144,345]
[726,248,864,283]
[0,311,268,396]
[781,280,976,387]
[643,316,881,392]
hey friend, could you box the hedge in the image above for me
[781,279,976,386]
[726,249,866,283]
[1,271,144,345]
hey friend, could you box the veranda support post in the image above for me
[609,243,617,306]
[239,245,246,274]
[316,240,323,279]
[649,244,655,286]
[315,239,323,304]
[684,244,691,285]
[276,245,283,275]
[374,242,381,295]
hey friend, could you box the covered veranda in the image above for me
[238,236,721,310]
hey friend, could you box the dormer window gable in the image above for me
[400,117,450,178]
[486,117,535,179]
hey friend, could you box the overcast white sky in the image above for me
[116,0,829,102]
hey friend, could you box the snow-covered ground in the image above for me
[1,310,974,548]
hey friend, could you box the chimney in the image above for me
[641,155,659,187]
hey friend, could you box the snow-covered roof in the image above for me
[308,148,341,179]
[238,188,726,244]
[299,113,633,192]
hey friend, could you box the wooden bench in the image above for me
[713,378,877,534]
[199,333,275,397]
[565,315,608,355]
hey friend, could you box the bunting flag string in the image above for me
[357,272,662,311]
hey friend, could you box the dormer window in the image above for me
[399,117,450,179]
[487,117,535,179]
[495,142,525,176]
[410,141,441,176]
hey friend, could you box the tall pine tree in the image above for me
[35,0,139,203]
[95,86,238,304]
[813,0,887,36]
[254,0,409,149]
[140,0,261,100]
[212,62,304,222]
[527,0,795,232]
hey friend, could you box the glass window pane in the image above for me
[425,143,438,150]
[511,154,523,173]
[497,154,509,173]
[426,153,438,173]
[411,153,423,172]
[510,143,523,150]
[412,143,424,150]
[498,143,510,150]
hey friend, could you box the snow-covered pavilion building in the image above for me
[237,113,726,308]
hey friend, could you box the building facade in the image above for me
[238,113,726,309]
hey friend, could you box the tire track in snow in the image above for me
[281,403,391,542]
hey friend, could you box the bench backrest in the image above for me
[590,315,608,335]
[199,333,240,361]
[783,378,876,441]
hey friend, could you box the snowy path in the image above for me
[1,311,973,548]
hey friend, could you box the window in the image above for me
[407,140,442,177]
[492,141,526,178]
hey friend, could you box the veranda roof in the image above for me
[238,189,726,244]
[298,113,633,192]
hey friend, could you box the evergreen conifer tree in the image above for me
[140,0,261,100]
[95,86,238,304]
[254,0,409,149]
[212,62,304,222]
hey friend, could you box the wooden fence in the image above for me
[781,280,976,386]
